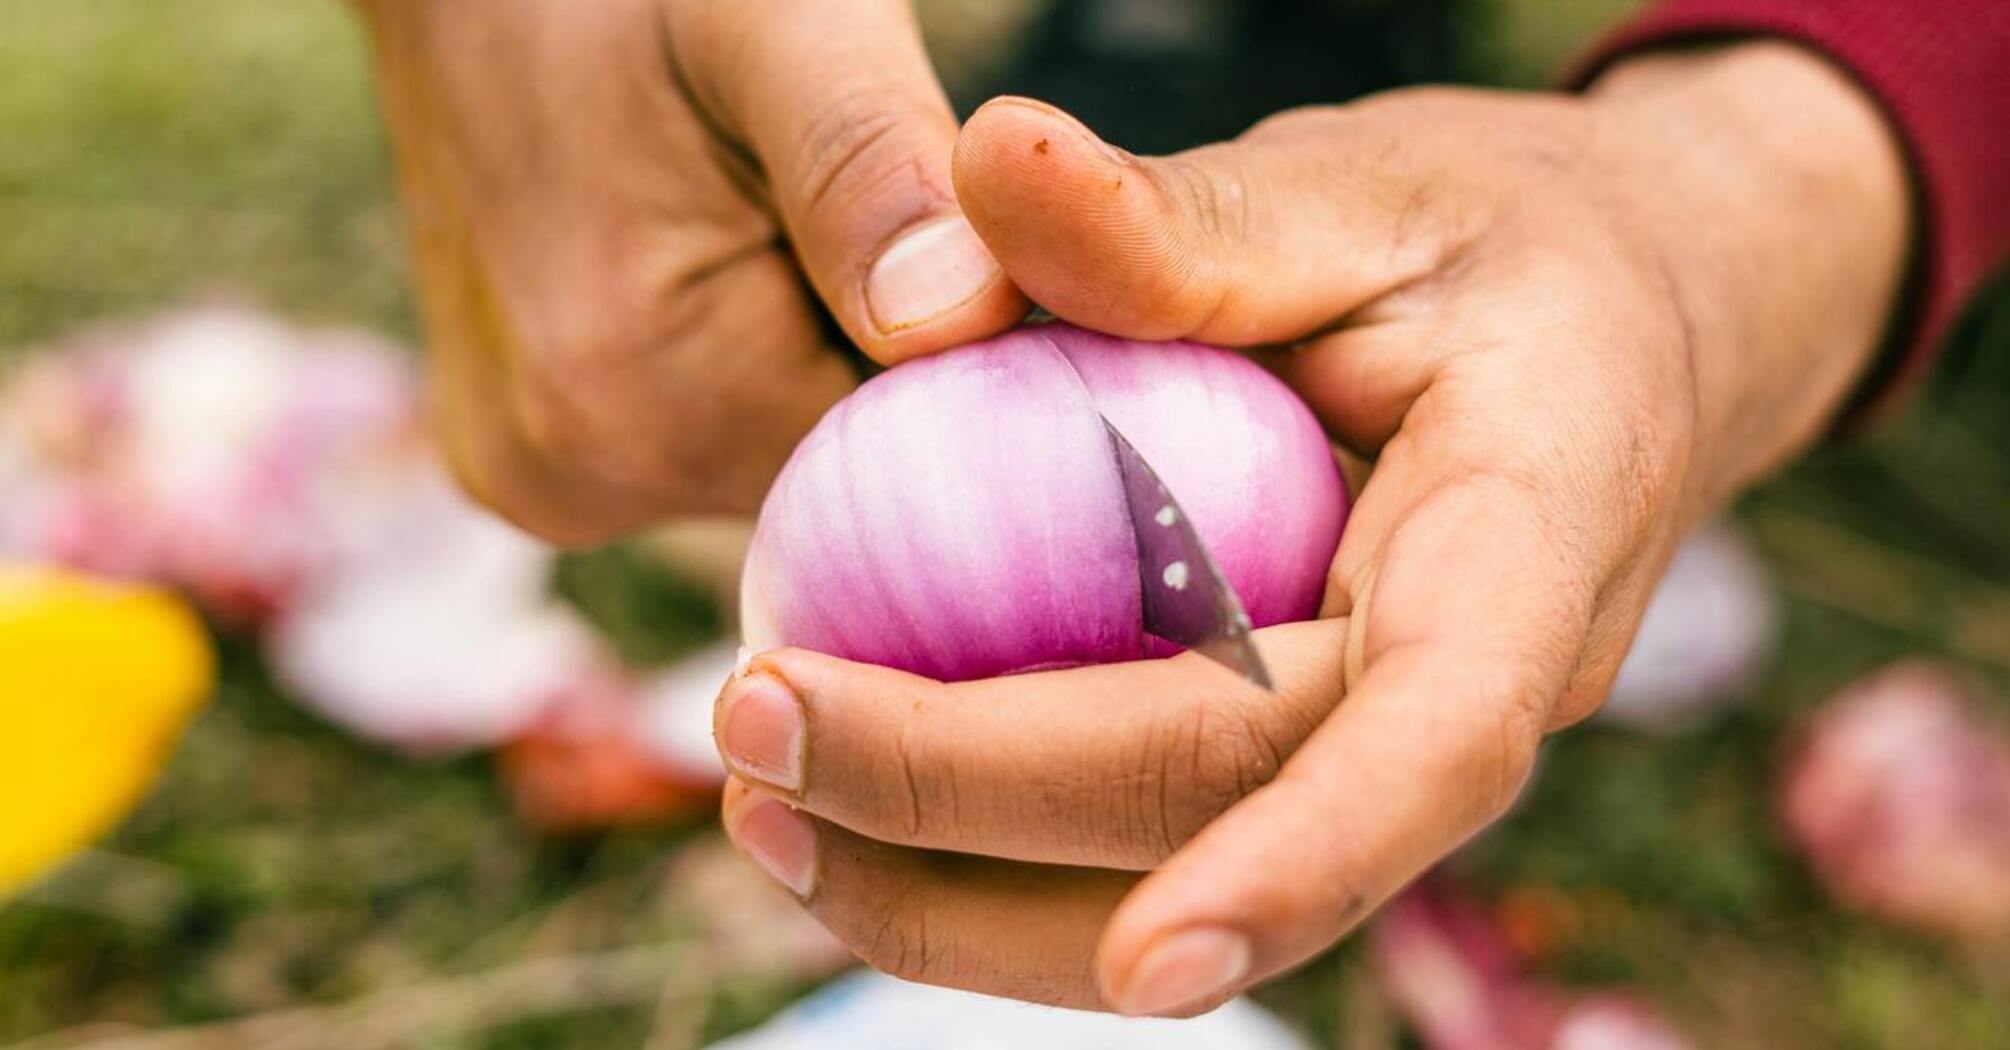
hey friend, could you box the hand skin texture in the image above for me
[356,1,1907,1020]
[709,42,1908,1015]
[354,0,1027,543]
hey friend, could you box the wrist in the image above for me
[1586,41,1909,508]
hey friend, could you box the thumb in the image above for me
[953,96,1460,345]
[670,0,1026,362]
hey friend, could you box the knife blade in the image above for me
[1102,417,1274,690]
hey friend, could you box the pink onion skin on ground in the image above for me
[1779,661,2010,940]
[1371,884,1565,1050]
[739,323,1348,682]
[1371,882,1695,1050]
[0,304,420,625]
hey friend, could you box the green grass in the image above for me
[0,0,413,356]
[1,1,2006,1047]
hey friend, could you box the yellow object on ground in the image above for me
[0,565,213,898]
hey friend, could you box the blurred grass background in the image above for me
[1,0,2006,1046]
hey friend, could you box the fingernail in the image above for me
[866,215,1001,335]
[717,673,804,791]
[1110,926,1252,1017]
[730,796,818,898]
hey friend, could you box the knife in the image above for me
[1102,418,1274,690]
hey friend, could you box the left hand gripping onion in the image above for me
[741,323,1347,682]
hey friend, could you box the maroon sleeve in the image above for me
[1569,0,2010,420]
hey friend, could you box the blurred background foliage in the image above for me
[0,0,411,357]
[1,0,2005,1046]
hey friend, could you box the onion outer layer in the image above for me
[742,323,1347,682]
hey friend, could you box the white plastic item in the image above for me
[706,971,1311,1050]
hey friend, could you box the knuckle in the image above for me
[515,326,646,445]
[847,693,968,849]
[1124,700,1280,857]
[1194,701,1287,809]
[1152,155,1250,252]
[881,706,935,842]
[507,246,820,511]
[511,315,701,497]
[791,91,949,220]
[851,895,950,983]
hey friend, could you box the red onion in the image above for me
[1779,661,2010,939]
[740,323,1346,681]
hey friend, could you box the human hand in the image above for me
[354,0,1026,542]
[713,42,1909,1013]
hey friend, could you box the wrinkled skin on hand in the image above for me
[711,42,1908,1015]
[355,0,1026,542]
[359,1,1911,1018]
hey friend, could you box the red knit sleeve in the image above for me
[1569,0,2010,420]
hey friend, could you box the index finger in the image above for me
[717,618,1347,871]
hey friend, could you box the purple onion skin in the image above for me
[741,323,1348,683]
[1048,326,1346,652]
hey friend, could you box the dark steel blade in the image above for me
[1102,418,1274,690]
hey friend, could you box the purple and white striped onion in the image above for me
[740,322,1347,682]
